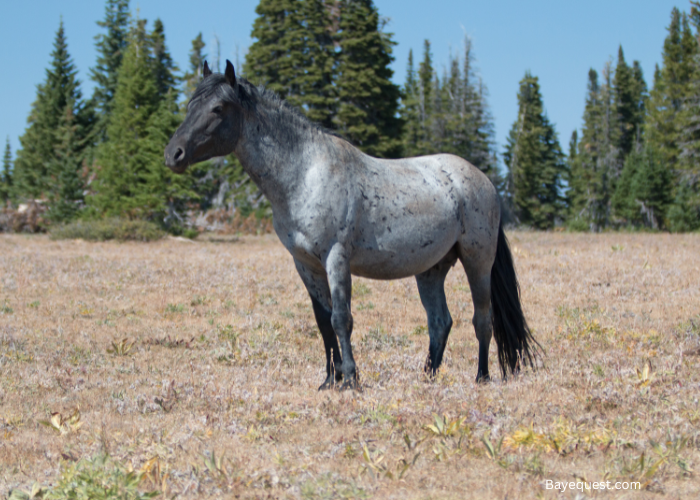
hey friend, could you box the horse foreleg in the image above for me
[325,245,358,390]
[294,260,343,390]
[311,297,343,389]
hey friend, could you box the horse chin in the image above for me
[168,163,189,174]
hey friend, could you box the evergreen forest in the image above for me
[2,0,699,233]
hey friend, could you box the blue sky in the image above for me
[0,0,689,165]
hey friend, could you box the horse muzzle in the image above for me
[164,140,190,173]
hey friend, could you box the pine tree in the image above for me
[646,8,697,169]
[569,63,619,230]
[614,46,646,161]
[635,147,673,229]
[89,17,192,224]
[245,0,336,128]
[451,38,497,178]
[401,37,497,181]
[415,39,434,154]
[334,0,402,158]
[612,146,672,228]
[401,49,421,157]
[183,33,206,101]
[150,18,179,100]
[90,0,130,143]
[567,70,599,227]
[1,138,12,204]
[503,72,565,229]
[245,0,301,98]
[565,130,577,211]
[13,20,86,203]
[630,61,648,148]
[88,18,162,218]
[46,102,85,222]
[294,0,336,128]
[672,1,700,231]
[597,62,620,227]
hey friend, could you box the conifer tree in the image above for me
[630,61,648,148]
[1,138,12,204]
[567,72,600,228]
[451,38,497,177]
[183,33,206,101]
[503,72,565,229]
[13,20,86,203]
[245,0,301,98]
[46,102,85,222]
[569,64,619,230]
[245,0,336,128]
[415,39,434,154]
[401,37,497,181]
[614,47,646,161]
[334,0,402,158]
[89,18,172,219]
[150,19,179,100]
[670,0,700,231]
[646,8,697,169]
[565,130,577,211]
[612,147,672,229]
[294,0,336,128]
[90,0,130,143]
[401,49,421,157]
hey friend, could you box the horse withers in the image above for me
[165,60,539,390]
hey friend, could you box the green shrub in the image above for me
[8,454,158,500]
[565,216,590,232]
[50,218,165,242]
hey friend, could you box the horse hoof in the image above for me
[340,378,359,391]
[475,373,491,384]
[318,376,338,391]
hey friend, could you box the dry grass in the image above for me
[1,231,699,499]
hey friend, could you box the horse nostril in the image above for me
[174,147,184,161]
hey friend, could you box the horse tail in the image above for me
[490,220,540,378]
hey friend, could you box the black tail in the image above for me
[490,220,540,378]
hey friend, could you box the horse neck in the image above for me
[232,109,310,209]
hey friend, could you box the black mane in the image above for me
[189,74,338,144]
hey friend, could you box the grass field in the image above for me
[1,231,699,499]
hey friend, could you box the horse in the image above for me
[165,60,539,390]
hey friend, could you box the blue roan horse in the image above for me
[165,61,539,390]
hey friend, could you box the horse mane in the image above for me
[189,74,339,149]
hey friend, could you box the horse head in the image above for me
[165,60,243,173]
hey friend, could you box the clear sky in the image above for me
[0,0,689,165]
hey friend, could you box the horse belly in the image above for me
[349,203,461,280]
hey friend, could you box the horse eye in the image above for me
[212,105,223,114]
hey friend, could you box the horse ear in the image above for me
[203,61,212,78]
[225,60,238,90]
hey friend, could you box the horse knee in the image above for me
[331,309,353,337]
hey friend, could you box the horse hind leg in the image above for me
[415,249,458,377]
[461,260,494,383]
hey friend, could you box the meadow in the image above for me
[1,231,699,499]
